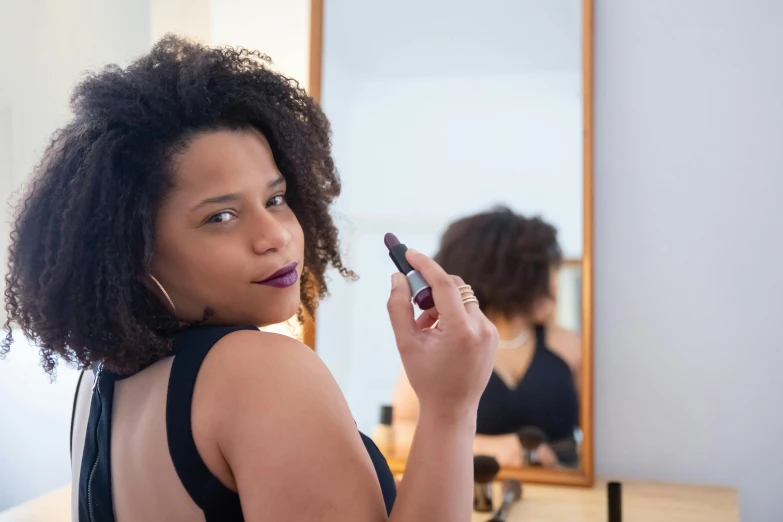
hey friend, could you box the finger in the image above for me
[451,274,484,318]
[405,249,468,324]
[444,274,479,324]
[462,296,481,315]
[415,307,439,330]
[387,272,417,342]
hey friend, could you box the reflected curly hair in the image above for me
[434,206,562,319]
[2,35,353,375]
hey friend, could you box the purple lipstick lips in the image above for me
[256,262,299,288]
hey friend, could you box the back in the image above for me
[71,325,396,521]
[71,357,206,522]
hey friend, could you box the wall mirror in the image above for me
[309,0,594,486]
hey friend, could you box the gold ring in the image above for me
[462,296,479,306]
[427,291,478,330]
[429,297,479,329]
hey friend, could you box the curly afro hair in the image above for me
[2,35,353,376]
[434,206,562,319]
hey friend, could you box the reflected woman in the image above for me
[392,206,580,468]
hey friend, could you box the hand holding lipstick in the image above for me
[386,248,498,419]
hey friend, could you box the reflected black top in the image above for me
[77,325,396,521]
[476,325,579,442]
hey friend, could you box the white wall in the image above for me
[151,0,211,43]
[3,0,151,189]
[325,73,584,256]
[0,340,81,511]
[209,0,311,89]
[593,1,783,521]
[0,0,151,510]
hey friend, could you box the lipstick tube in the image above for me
[384,233,435,310]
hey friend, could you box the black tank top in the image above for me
[76,325,397,521]
[476,325,579,443]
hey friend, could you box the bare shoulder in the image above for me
[196,328,354,443]
[194,329,386,520]
[211,328,321,367]
[204,329,333,392]
[546,325,581,373]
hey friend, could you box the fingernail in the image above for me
[392,273,402,288]
[407,248,419,256]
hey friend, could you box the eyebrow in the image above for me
[189,176,286,212]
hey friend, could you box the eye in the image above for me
[267,195,287,207]
[207,211,236,224]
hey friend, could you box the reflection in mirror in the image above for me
[389,209,582,470]
[314,0,592,484]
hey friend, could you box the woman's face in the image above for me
[151,128,305,326]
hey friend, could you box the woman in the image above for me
[2,36,497,521]
[392,207,581,468]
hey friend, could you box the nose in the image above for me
[250,209,292,254]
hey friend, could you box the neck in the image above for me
[487,313,534,341]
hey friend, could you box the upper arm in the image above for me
[202,331,388,522]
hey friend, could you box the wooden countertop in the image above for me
[0,486,70,522]
[0,480,738,522]
[472,480,739,522]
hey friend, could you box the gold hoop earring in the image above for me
[149,274,176,313]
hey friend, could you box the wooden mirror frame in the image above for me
[306,0,594,487]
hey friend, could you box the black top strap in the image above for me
[360,433,397,514]
[166,325,257,520]
[534,324,546,350]
[78,364,116,522]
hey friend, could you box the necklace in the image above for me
[497,329,531,350]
